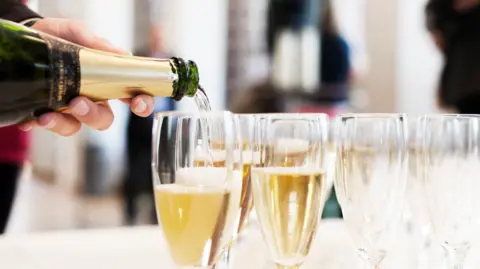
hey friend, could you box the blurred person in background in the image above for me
[123,26,174,225]
[0,125,29,234]
[266,0,352,93]
[234,0,351,113]
[427,0,480,113]
[319,0,352,88]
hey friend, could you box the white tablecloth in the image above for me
[0,219,476,269]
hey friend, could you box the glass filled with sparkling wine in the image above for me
[251,113,329,269]
[152,111,243,269]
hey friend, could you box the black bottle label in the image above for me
[39,33,81,109]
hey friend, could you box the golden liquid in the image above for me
[251,167,325,266]
[155,185,230,267]
[235,162,253,235]
[194,160,226,167]
[193,156,253,237]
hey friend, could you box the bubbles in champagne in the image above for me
[250,167,326,266]
[176,167,243,248]
[154,184,230,266]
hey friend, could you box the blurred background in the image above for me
[6,0,446,234]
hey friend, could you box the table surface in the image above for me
[1,219,479,269]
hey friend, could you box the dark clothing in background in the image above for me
[266,0,320,55]
[426,1,480,112]
[266,0,351,102]
[124,112,156,224]
[321,32,350,85]
[0,0,40,22]
[0,164,20,233]
[442,33,480,113]
[0,0,39,234]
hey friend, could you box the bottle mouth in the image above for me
[185,60,200,97]
[170,58,200,101]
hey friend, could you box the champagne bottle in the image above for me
[0,19,201,127]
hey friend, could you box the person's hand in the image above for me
[19,18,155,136]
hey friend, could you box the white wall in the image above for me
[396,0,443,114]
[335,0,443,114]
[160,0,228,111]
[362,0,399,112]
[25,0,38,12]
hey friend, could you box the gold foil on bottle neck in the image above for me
[78,49,176,100]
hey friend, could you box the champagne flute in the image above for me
[323,119,337,211]
[152,111,243,269]
[251,113,329,269]
[416,114,480,269]
[213,113,257,269]
[334,113,408,269]
[404,115,433,268]
[233,114,257,236]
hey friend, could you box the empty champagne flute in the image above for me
[152,111,243,269]
[416,114,480,269]
[251,113,329,269]
[404,115,433,269]
[334,113,408,269]
[323,119,337,209]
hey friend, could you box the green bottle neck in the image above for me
[171,57,200,100]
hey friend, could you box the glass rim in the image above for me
[153,110,232,119]
[338,113,407,119]
[419,114,480,119]
[252,112,329,120]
